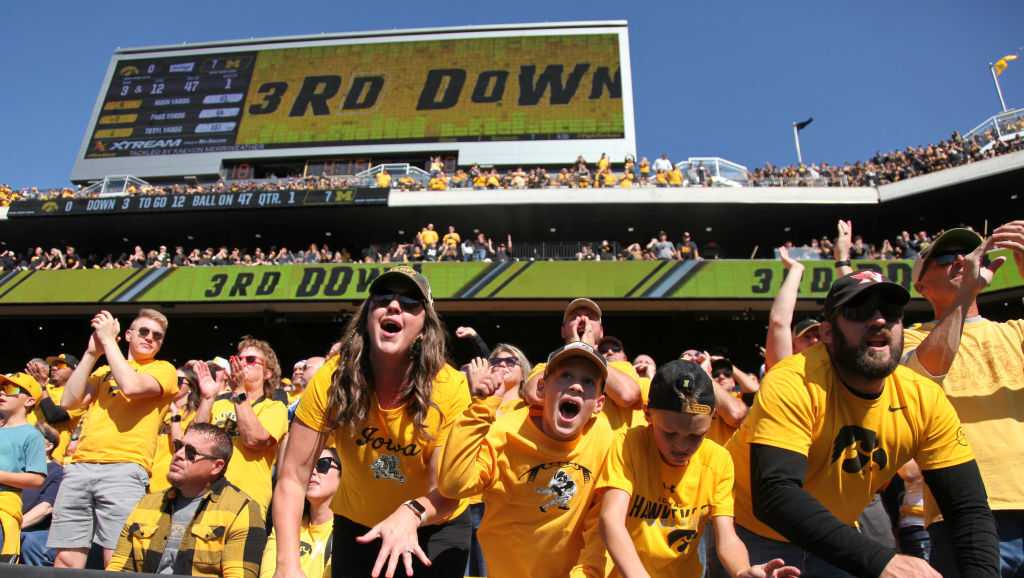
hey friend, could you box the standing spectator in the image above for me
[273,266,472,578]
[652,153,673,174]
[0,373,47,563]
[473,232,493,262]
[647,232,677,260]
[677,232,701,260]
[441,226,461,262]
[106,423,266,576]
[50,309,178,569]
[20,423,63,566]
[638,157,651,184]
[901,225,1024,576]
[194,338,288,517]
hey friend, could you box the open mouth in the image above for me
[558,398,581,421]
[381,319,402,335]
[865,334,889,348]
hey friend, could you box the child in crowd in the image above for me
[439,341,615,578]
[0,373,48,562]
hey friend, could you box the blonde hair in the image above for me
[237,336,282,400]
[489,343,531,397]
[135,308,168,332]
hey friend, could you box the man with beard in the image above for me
[901,225,1024,576]
[723,271,998,577]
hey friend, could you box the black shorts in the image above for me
[332,509,471,578]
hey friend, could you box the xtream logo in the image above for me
[110,139,183,151]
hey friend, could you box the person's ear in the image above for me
[593,392,605,415]
[820,320,835,346]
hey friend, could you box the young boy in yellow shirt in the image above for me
[439,341,615,578]
[597,360,799,578]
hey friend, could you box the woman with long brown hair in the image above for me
[273,266,471,578]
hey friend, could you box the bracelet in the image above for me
[170,414,183,423]
[403,499,427,524]
[834,259,851,268]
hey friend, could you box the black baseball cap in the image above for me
[792,317,821,338]
[824,271,910,318]
[45,353,79,368]
[369,265,433,305]
[648,360,715,415]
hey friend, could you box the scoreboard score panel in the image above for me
[85,31,627,160]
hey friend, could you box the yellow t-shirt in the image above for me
[529,360,644,432]
[375,172,391,188]
[29,384,86,465]
[668,168,684,186]
[706,391,742,447]
[295,357,471,527]
[639,160,650,175]
[598,157,610,171]
[73,359,179,473]
[428,177,447,191]
[419,228,439,247]
[260,517,333,578]
[602,171,617,187]
[438,399,614,578]
[0,491,21,557]
[598,426,734,578]
[655,171,668,185]
[443,232,460,248]
[149,410,197,493]
[904,318,1024,517]
[726,343,974,541]
[210,396,289,511]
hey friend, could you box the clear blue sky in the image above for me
[0,0,1020,188]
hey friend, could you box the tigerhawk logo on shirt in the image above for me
[521,462,592,512]
[370,455,406,484]
[830,425,887,473]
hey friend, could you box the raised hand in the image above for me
[834,219,853,261]
[956,235,1005,299]
[991,220,1024,277]
[466,357,499,398]
[454,326,478,340]
[90,310,121,346]
[191,360,222,400]
[778,246,803,271]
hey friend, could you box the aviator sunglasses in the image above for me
[172,439,220,463]
[135,326,165,342]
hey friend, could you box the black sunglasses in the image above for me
[315,456,340,474]
[177,376,194,387]
[172,439,219,463]
[929,250,990,267]
[135,326,165,342]
[599,344,623,355]
[489,356,519,368]
[840,293,904,323]
[370,292,423,312]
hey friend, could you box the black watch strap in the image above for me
[231,392,248,404]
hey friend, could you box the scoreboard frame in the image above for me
[71,21,636,183]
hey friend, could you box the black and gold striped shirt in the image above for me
[107,478,266,577]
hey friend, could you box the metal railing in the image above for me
[353,163,432,188]
[80,175,150,197]
[677,157,750,187]
[963,108,1024,151]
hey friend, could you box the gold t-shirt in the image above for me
[904,318,1024,517]
[727,343,974,541]
[72,359,179,473]
[260,517,333,578]
[149,410,196,493]
[598,426,734,577]
[295,357,471,527]
[210,397,289,511]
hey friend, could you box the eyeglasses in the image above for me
[314,457,341,475]
[370,292,423,312]
[489,356,519,368]
[135,326,165,342]
[172,439,219,463]
[840,293,904,323]
[0,384,28,397]
[238,355,265,366]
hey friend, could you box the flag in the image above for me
[794,117,814,131]
[994,54,1019,77]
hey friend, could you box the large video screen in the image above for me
[84,33,625,159]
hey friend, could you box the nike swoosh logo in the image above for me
[888,406,906,412]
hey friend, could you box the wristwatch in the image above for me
[170,414,183,423]
[231,392,248,405]
[403,499,427,523]
[834,259,852,268]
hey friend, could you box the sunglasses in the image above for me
[314,457,341,475]
[135,326,165,342]
[238,355,264,366]
[599,344,623,355]
[370,292,423,312]
[929,251,991,267]
[0,384,28,397]
[840,293,904,323]
[177,376,194,387]
[711,370,732,379]
[489,356,519,368]
[172,439,219,463]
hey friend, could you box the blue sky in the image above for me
[0,0,1020,188]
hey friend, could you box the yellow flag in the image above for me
[995,54,1019,77]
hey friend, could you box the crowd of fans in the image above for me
[2,216,1021,576]
[3,124,1022,206]
[0,225,952,273]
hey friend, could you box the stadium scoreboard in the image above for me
[72,22,635,182]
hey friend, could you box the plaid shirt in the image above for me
[108,478,266,578]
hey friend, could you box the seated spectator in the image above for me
[259,448,339,578]
[106,423,266,576]
[678,232,701,261]
[654,169,669,187]
[20,423,64,566]
[374,171,391,189]
[0,373,47,563]
[428,172,448,191]
[668,165,684,187]
[397,175,419,191]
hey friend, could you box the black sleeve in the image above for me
[922,461,999,576]
[467,333,491,358]
[38,397,70,424]
[750,443,896,577]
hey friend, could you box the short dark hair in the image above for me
[187,422,233,471]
